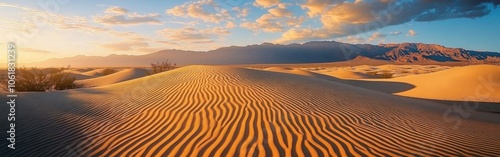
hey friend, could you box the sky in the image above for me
[1,0,499,63]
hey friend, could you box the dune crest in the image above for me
[76,68,149,87]
[392,65,500,101]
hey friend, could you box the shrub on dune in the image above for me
[148,60,176,74]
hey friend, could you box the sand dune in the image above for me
[76,68,148,87]
[391,65,500,101]
[79,68,108,77]
[321,69,376,79]
[64,68,107,80]
[71,68,93,72]
[1,65,499,156]
[264,67,320,77]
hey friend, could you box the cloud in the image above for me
[277,0,500,43]
[0,3,174,53]
[19,47,55,54]
[101,41,149,51]
[94,6,162,25]
[389,31,402,35]
[275,28,330,43]
[166,0,231,23]
[241,4,303,33]
[269,4,292,17]
[232,7,250,17]
[226,21,236,29]
[254,0,280,8]
[336,35,366,44]
[368,32,387,41]
[407,29,416,37]
[241,14,284,33]
[368,31,402,41]
[300,0,339,17]
[158,27,230,44]
[104,6,129,15]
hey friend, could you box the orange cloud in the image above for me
[94,6,162,25]
[268,4,292,17]
[166,0,231,23]
[19,47,55,54]
[158,27,230,44]
[101,41,149,51]
[301,0,335,17]
[254,0,280,8]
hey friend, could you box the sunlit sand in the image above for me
[1,64,499,156]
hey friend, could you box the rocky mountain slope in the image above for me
[23,41,500,67]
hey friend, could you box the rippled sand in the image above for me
[1,65,499,156]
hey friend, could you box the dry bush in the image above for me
[378,71,394,78]
[149,60,176,74]
[365,71,393,78]
[1,67,82,92]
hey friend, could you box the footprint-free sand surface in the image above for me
[1,65,499,156]
[76,68,149,87]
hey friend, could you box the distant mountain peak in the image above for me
[23,41,500,67]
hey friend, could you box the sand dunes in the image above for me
[64,68,107,80]
[392,65,500,101]
[1,65,499,156]
[76,68,148,87]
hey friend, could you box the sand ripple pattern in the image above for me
[1,66,499,156]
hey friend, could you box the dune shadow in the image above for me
[340,79,416,93]
[298,71,417,94]
[0,88,111,156]
[411,98,500,113]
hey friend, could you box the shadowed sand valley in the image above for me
[1,65,500,156]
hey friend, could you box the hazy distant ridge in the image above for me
[26,41,500,67]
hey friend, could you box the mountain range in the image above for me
[23,41,500,67]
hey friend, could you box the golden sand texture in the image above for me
[64,68,108,80]
[392,65,500,102]
[1,66,499,156]
[76,68,148,87]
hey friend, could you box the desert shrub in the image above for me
[101,68,117,75]
[0,67,82,92]
[149,60,176,74]
[365,71,393,78]
[378,72,394,78]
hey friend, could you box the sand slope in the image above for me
[64,69,105,80]
[390,65,500,101]
[321,69,376,79]
[76,68,149,87]
[80,68,108,76]
[1,66,499,156]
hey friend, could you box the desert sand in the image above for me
[76,68,149,87]
[1,65,499,156]
[64,68,108,80]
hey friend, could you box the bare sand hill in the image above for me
[321,69,376,79]
[264,67,323,77]
[76,68,148,87]
[65,71,95,80]
[391,65,500,101]
[80,68,109,77]
[64,68,108,80]
[1,65,499,156]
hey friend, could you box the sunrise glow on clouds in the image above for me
[1,0,499,63]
